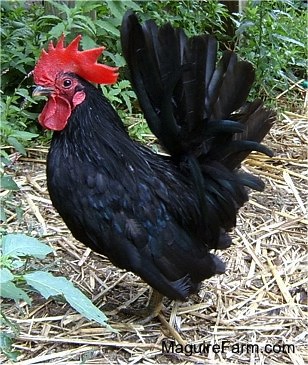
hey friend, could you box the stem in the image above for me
[256,1,264,72]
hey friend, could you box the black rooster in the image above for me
[33,12,275,320]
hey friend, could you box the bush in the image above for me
[1,0,306,152]
[1,1,44,157]
[233,0,306,99]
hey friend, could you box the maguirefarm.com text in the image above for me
[162,339,295,356]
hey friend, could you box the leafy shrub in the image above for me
[1,91,39,158]
[1,1,44,155]
[1,0,306,150]
[138,1,230,38]
[233,0,306,99]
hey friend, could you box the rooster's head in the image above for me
[33,35,118,131]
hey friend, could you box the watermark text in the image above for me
[162,339,295,356]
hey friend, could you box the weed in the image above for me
[0,233,112,360]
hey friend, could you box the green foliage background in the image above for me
[1,0,306,154]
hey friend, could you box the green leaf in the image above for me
[7,136,26,155]
[74,15,96,35]
[235,20,255,36]
[123,94,132,114]
[0,268,14,283]
[118,80,131,89]
[109,88,121,97]
[38,15,62,22]
[106,1,124,20]
[49,23,66,38]
[25,271,109,327]
[46,0,69,15]
[0,281,31,304]
[96,20,120,37]
[10,130,39,140]
[124,1,142,12]
[274,34,304,47]
[80,34,97,51]
[0,333,20,361]
[2,234,53,259]
[103,51,125,67]
[10,258,24,270]
[0,175,19,191]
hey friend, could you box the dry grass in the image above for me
[1,101,307,364]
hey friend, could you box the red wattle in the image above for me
[39,95,71,131]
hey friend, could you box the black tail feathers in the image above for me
[121,11,275,247]
[120,11,275,167]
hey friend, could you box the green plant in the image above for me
[1,1,45,94]
[233,0,306,99]
[0,171,20,223]
[0,0,143,152]
[139,0,230,40]
[1,1,45,152]
[0,233,111,360]
[0,90,39,156]
[0,312,20,361]
[101,80,136,114]
[124,115,155,145]
[1,0,305,152]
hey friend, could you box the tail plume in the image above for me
[121,11,275,247]
[121,11,274,162]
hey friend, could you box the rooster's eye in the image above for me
[63,79,72,88]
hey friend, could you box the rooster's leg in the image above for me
[139,289,164,324]
[120,289,164,324]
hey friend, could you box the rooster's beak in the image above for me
[33,86,54,97]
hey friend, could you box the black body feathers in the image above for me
[46,12,275,300]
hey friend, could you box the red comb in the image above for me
[33,34,118,86]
